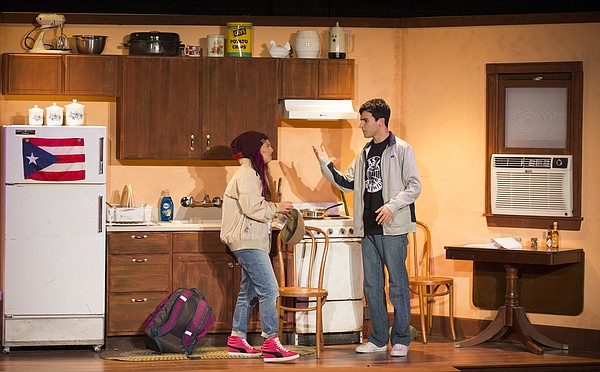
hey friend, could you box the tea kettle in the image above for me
[328,22,352,59]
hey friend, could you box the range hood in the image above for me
[281,100,358,121]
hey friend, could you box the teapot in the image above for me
[328,22,352,59]
[268,40,291,58]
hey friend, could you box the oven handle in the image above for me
[299,237,363,244]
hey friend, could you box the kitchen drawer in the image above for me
[108,231,171,254]
[107,291,170,335]
[108,254,171,292]
[173,231,227,253]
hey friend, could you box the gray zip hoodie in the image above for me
[317,132,422,236]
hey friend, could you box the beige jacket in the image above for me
[220,158,277,253]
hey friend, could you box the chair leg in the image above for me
[449,283,457,341]
[418,285,428,344]
[316,297,324,359]
[277,296,283,340]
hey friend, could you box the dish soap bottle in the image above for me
[160,190,174,222]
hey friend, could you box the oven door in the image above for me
[294,237,363,334]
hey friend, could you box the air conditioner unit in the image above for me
[491,154,572,217]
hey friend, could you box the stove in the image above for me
[292,203,363,345]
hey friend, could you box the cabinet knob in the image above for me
[227,262,234,268]
[131,258,148,263]
[131,234,148,239]
[131,298,148,303]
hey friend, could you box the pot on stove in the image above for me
[300,202,343,219]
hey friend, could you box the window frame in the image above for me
[485,61,583,231]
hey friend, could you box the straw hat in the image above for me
[280,209,305,245]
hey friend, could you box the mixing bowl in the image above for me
[73,35,107,54]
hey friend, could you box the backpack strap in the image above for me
[155,288,193,336]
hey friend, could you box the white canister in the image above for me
[295,30,320,58]
[65,99,85,126]
[28,105,44,125]
[207,34,225,57]
[45,102,64,126]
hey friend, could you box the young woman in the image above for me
[220,131,299,363]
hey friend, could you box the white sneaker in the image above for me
[390,343,408,357]
[355,342,388,353]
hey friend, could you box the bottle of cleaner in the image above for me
[160,190,174,221]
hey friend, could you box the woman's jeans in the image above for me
[362,234,412,347]
[230,249,279,339]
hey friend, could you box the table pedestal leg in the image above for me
[455,264,568,354]
[454,306,507,348]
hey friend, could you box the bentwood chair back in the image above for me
[408,221,456,343]
[276,226,329,359]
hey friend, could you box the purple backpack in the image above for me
[144,288,216,356]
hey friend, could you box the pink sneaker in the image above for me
[261,336,299,362]
[227,335,262,357]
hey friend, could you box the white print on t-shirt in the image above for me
[366,156,382,193]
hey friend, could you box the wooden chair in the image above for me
[408,221,456,343]
[275,226,330,359]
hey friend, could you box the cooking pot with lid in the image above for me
[125,31,182,56]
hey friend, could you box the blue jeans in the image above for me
[362,234,411,347]
[230,249,279,339]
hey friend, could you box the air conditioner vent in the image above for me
[491,154,572,217]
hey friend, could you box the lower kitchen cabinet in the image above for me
[106,232,172,336]
[106,230,292,336]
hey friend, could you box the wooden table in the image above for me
[445,245,584,355]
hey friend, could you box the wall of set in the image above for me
[1,20,598,333]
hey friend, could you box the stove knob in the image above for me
[327,228,334,235]
[339,228,346,235]
[348,227,354,235]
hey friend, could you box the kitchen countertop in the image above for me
[106,220,222,232]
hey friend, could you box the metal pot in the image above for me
[125,31,182,56]
[301,203,343,219]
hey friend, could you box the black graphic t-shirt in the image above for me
[363,137,389,235]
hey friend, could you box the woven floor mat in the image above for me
[101,345,315,362]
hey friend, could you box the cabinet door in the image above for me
[280,59,318,99]
[173,253,236,332]
[119,57,201,160]
[318,59,355,99]
[2,54,63,94]
[202,58,278,160]
[65,55,121,96]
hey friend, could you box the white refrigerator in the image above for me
[1,125,106,352]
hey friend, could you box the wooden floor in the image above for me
[2,336,600,372]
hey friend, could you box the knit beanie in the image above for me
[231,131,268,158]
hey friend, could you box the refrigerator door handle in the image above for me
[98,136,105,175]
[98,195,104,233]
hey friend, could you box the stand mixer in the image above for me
[28,13,71,54]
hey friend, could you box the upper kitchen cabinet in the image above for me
[1,53,120,96]
[279,59,355,100]
[202,58,278,160]
[118,56,202,160]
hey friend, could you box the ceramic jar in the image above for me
[295,30,320,58]
[65,99,85,126]
[28,105,44,125]
[207,34,224,57]
[45,102,64,126]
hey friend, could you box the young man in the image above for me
[312,98,421,357]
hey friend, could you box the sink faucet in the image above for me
[181,193,223,208]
